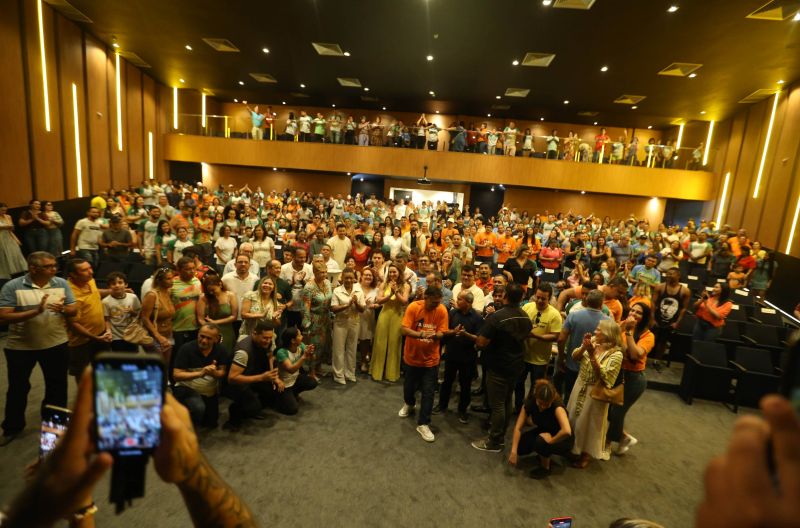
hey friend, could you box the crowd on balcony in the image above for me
[242,105,707,170]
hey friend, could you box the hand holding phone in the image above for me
[40,405,72,459]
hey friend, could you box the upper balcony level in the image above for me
[163,116,718,202]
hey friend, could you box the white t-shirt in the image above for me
[221,272,259,319]
[74,218,103,250]
[168,238,194,263]
[102,293,141,340]
[298,115,312,134]
[252,238,275,268]
[326,235,352,268]
[451,283,486,311]
[214,237,238,265]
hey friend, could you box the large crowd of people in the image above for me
[240,106,707,169]
[1,181,780,467]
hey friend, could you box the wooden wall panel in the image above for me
[0,0,33,206]
[726,102,767,230]
[202,165,351,196]
[56,14,88,199]
[125,62,143,187]
[107,52,128,190]
[156,84,171,182]
[24,0,64,201]
[741,100,778,237]
[142,75,157,181]
[84,35,110,194]
[716,113,746,226]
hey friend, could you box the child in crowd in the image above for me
[727,263,747,289]
[102,271,142,352]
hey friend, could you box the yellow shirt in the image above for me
[67,279,106,347]
[522,303,562,365]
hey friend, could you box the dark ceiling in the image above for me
[67,0,800,129]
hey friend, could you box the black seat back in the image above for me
[743,323,781,348]
[735,347,774,374]
[691,341,728,367]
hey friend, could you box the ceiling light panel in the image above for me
[311,42,345,56]
[249,73,277,83]
[577,111,599,116]
[739,88,779,103]
[614,94,647,105]
[290,92,310,98]
[504,87,530,98]
[658,62,703,77]
[337,77,362,88]
[552,0,596,9]
[746,0,800,20]
[202,38,240,52]
[521,52,556,67]
[491,104,511,110]
[360,95,378,102]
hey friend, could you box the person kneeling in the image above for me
[274,326,318,415]
[173,323,228,429]
[508,379,574,479]
[225,319,282,431]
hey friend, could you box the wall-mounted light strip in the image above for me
[148,131,154,180]
[786,193,800,254]
[753,90,780,199]
[702,120,714,166]
[71,83,83,197]
[201,93,207,128]
[37,0,51,131]
[173,87,178,129]
[675,123,685,150]
[115,52,123,151]
[715,172,730,226]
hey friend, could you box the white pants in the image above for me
[332,320,359,382]
[251,127,263,140]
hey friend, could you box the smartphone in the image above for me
[550,517,573,528]
[93,353,165,456]
[40,405,72,459]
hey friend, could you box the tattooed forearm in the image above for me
[177,453,258,528]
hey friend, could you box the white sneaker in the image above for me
[416,424,435,442]
[398,404,414,417]
[616,434,638,455]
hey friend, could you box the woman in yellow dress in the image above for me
[369,264,410,382]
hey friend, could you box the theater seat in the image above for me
[730,347,781,413]
[667,313,696,365]
[741,323,785,366]
[748,306,783,327]
[679,341,733,405]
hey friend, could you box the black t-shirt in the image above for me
[174,340,229,370]
[503,258,538,285]
[444,308,484,362]
[523,399,566,436]
[479,305,533,378]
[233,335,273,376]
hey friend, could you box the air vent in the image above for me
[658,62,703,77]
[491,104,511,110]
[521,52,556,67]
[249,73,277,83]
[312,42,345,56]
[337,77,362,88]
[43,0,92,22]
[553,0,596,9]
[746,0,800,20]
[614,94,647,105]
[577,111,599,117]
[739,88,778,103]
[504,88,530,98]
[118,51,150,68]
[289,92,310,98]
[360,95,378,102]
[202,38,240,52]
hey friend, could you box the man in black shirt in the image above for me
[471,283,533,452]
[435,291,483,423]
[225,320,282,431]
[173,323,229,429]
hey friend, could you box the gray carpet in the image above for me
[0,349,747,528]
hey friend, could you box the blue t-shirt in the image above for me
[250,111,266,127]
[562,308,610,372]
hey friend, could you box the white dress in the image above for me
[0,216,27,279]
[566,345,623,461]
[359,287,378,340]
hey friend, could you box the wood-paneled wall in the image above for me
[710,83,800,254]
[201,165,351,198]
[1,1,168,207]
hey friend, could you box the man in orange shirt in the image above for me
[494,225,517,269]
[398,286,449,443]
[474,226,496,266]
[601,277,628,322]
[442,218,458,242]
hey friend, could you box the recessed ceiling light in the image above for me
[688,73,697,78]
[794,11,800,21]
[282,101,286,104]
[700,110,706,114]
[343,51,351,56]
[426,55,434,61]
[435,110,440,114]
[233,98,238,103]
[262,47,269,54]
[540,117,544,121]
[347,172,351,176]
[360,177,364,182]
[777,79,785,84]
[487,113,491,117]
[563,100,570,104]
[495,95,501,99]
[593,121,598,125]
[429,90,435,96]
[238,81,244,85]
[179,78,185,83]
[382,106,387,110]
[332,104,336,107]
[631,105,638,109]
[185,44,192,51]
[600,66,608,72]
[667,5,679,13]
[647,125,653,129]
[581,190,586,194]
[542,0,552,5]
[273,167,277,171]
[300,83,306,88]
[242,100,247,104]
[112,42,120,48]
[512,59,519,66]
[364,87,370,92]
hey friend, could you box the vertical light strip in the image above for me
[675,123,685,150]
[702,120,714,166]
[71,83,83,197]
[115,52,123,151]
[173,87,178,129]
[786,194,800,254]
[201,93,207,128]
[715,172,731,226]
[148,131,154,180]
[37,0,51,131]
[753,90,780,199]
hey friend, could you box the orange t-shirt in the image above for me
[401,300,449,368]
[474,231,496,258]
[604,298,623,322]
[695,298,733,328]
[495,235,517,264]
[622,329,654,372]
[628,296,652,309]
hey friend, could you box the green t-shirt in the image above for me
[275,344,305,388]
[313,118,326,135]
[170,277,202,331]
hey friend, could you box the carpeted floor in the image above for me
[0,350,747,528]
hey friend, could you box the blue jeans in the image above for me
[607,370,647,442]
[25,228,48,255]
[693,319,722,342]
[76,249,99,269]
[403,364,437,425]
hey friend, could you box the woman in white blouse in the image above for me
[384,225,408,260]
[330,270,365,384]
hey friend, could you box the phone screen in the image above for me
[94,359,164,454]
[550,517,573,528]
[40,405,72,459]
